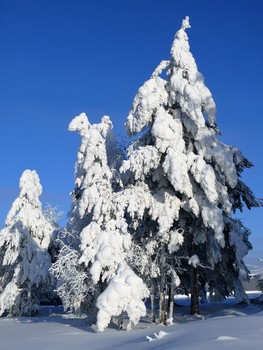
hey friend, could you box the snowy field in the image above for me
[1,292,263,350]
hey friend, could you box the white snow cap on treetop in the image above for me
[182,16,191,30]
[19,169,42,202]
[126,15,216,136]
[68,112,91,136]
[171,16,193,69]
[169,16,216,128]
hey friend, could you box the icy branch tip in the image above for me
[181,16,191,30]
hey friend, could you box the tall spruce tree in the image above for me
[0,170,54,316]
[123,16,261,316]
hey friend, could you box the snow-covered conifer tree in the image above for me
[123,16,261,316]
[0,170,54,316]
[53,113,114,316]
[58,113,148,330]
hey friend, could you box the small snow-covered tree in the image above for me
[123,16,261,315]
[0,170,54,316]
[50,238,95,316]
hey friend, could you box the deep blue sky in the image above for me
[1,0,262,263]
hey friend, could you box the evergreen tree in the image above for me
[56,113,148,330]
[123,16,261,316]
[0,170,54,316]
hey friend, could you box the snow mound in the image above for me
[216,336,238,341]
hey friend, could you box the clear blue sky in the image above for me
[1,0,262,263]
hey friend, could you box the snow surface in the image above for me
[1,293,263,350]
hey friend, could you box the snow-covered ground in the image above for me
[1,292,262,350]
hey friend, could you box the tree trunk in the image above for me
[159,287,167,325]
[168,284,175,323]
[158,246,167,325]
[190,266,199,315]
[118,313,124,330]
[150,288,156,323]
[158,285,162,321]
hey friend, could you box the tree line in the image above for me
[0,17,261,331]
